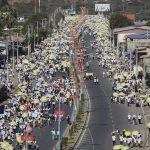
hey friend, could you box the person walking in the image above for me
[138,114,142,124]
[127,114,132,124]
[112,134,116,146]
[103,71,105,78]
[67,115,71,125]
[127,98,130,107]
[119,134,123,145]
[51,128,56,141]
[94,77,97,85]
[86,61,89,69]
[132,114,137,125]
[96,76,99,85]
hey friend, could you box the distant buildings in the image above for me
[113,25,150,72]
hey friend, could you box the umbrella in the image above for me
[1,141,9,149]
[33,69,40,75]
[18,91,25,96]
[19,105,26,111]
[22,112,28,118]
[113,92,118,97]
[146,97,150,103]
[5,109,11,112]
[124,131,131,137]
[113,145,122,150]
[121,83,126,87]
[49,54,56,60]
[7,144,14,150]
[140,95,146,98]
[16,136,24,143]
[17,63,22,68]
[22,59,29,64]
[9,121,17,126]
[128,94,134,97]
[40,96,47,102]
[147,122,150,128]
[132,131,139,136]
[111,68,116,72]
[46,94,53,98]
[22,81,27,85]
[22,146,26,150]
[43,83,49,87]
[119,92,125,96]
[121,146,129,150]
[33,99,39,104]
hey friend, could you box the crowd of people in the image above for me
[0,17,78,150]
[112,129,142,148]
[84,15,146,150]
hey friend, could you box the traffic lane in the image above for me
[33,104,73,150]
[84,78,113,149]
[95,63,144,133]
[81,34,113,149]
[86,35,144,135]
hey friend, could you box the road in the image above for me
[32,72,74,150]
[75,33,144,150]
[33,103,72,150]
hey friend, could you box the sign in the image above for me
[95,4,110,12]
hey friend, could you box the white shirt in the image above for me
[112,135,116,141]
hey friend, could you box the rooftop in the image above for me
[113,26,150,34]
[127,31,150,39]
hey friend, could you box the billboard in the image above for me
[95,4,110,12]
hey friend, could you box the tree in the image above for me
[146,21,150,26]
[110,13,134,29]
[0,21,4,36]
[0,0,9,8]
[1,5,17,28]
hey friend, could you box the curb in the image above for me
[71,86,91,149]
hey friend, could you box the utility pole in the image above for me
[34,30,36,52]
[6,42,9,83]
[27,26,30,58]
[44,18,47,30]
[12,36,15,71]
[48,14,51,28]
[143,58,146,90]
[38,0,41,13]
[147,30,149,46]
[16,33,19,65]
[35,0,37,14]
[135,49,138,79]
[36,21,39,45]
[58,99,61,150]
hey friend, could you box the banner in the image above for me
[95,4,110,12]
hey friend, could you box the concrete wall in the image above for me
[127,38,150,51]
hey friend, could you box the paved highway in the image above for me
[75,33,143,150]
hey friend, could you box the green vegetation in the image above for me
[110,13,134,29]
[146,21,150,26]
[0,4,17,35]
[1,5,17,28]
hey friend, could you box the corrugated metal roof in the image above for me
[127,31,150,39]
[113,26,150,33]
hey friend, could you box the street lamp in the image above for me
[6,42,9,83]
[58,99,61,150]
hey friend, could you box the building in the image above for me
[122,13,136,22]
[113,25,150,52]
[126,31,150,51]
